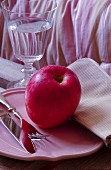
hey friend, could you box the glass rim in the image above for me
[1,0,57,15]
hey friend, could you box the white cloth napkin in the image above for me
[100,62,111,76]
[68,58,111,147]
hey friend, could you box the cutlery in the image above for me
[0,93,49,153]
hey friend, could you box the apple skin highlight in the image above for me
[25,65,81,128]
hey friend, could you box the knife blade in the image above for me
[0,93,38,153]
[0,112,36,153]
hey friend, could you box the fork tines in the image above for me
[28,132,49,141]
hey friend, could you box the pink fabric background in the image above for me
[1,0,111,68]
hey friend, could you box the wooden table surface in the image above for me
[0,57,111,170]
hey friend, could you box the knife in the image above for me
[0,93,48,153]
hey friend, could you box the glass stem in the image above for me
[24,62,34,82]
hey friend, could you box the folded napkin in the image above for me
[68,58,111,148]
[100,62,111,76]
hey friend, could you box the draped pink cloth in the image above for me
[1,0,111,67]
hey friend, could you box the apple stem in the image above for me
[54,76,64,83]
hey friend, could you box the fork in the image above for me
[0,93,49,153]
[28,132,49,141]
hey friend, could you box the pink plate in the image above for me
[0,88,103,161]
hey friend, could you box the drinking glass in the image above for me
[1,0,57,88]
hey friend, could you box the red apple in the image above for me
[25,65,81,128]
